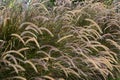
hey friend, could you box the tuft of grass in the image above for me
[0,0,120,80]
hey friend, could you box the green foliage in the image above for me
[0,0,120,80]
[104,0,113,5]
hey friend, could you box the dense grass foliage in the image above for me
[0,0,120,80]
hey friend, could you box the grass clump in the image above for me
[0,0,120,80]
